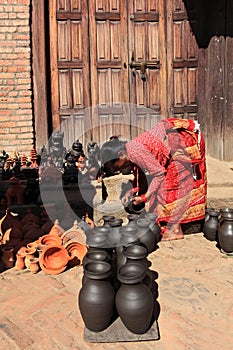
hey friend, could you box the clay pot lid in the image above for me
[39,245,69,274]
[61,220,86,245]
[49,219,65,236]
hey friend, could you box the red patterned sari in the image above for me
[125,118,207,235]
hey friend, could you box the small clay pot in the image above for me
[29,257,40,273]
[15,251,26,270]
[1,246,15,269]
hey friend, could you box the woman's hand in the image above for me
[131,195,143,205]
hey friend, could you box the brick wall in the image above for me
[0,0,34,157]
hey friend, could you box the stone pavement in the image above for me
[0,156,233,350]
[1,234,233,350]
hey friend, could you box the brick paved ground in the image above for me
[0,232,233,350]
[1,156,233,350]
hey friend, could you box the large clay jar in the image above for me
[1,246,15,269]
[115,262,154,334]
[78,261,115,332]
[203,210,219,241]
[218,217,233,254]
[137,218,157,254]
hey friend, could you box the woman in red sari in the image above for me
[100,118,207,241]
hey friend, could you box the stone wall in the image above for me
[0,0,34,155]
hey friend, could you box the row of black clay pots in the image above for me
[86,214,161,254]
[203,207,233,254]
[78,252,155,334]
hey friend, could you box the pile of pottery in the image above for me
[203,207,233,255]
[78,213,161,334]
[14,220,88,274]
[0,208,88,273]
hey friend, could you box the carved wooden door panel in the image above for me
[127,0,166,138]
[49,0,92,149]
[89,0,130,143]
[166,0,199,119]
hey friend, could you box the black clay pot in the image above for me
[144,213,161,244]
[203,210,219,241]
[127,213,139,227]
[120,225,139,246]
[124,195,145,215]
[102,215,115,227]
[137,218,157,254]
[115,262,154,334]
[205,207,214,222]
[218,217,233,254]
[86,227,110,248]
[78,261,115,332]
[124,245,148,267]
[82,250,110,267]
[108,218,123,246]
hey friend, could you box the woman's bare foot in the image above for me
[161,224,184,241]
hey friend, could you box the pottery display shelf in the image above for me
[84,317,160,343]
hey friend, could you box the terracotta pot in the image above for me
[15,251,26,270]
[20,212,40,226]
[24,246,37,269]
[27,241,38,250]
[39,234,62,246]
[41,220,54,234]
[1,246,15,269]
[39,245,69,274]
[22,222,40,234]
[8,227,24,241]
[29,257,40,273]
[24,228,44,242]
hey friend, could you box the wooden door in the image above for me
[167,0,199,120]
[89,0,130,143]
[49,0,92,149]
[127,0,166,138]
[49,0,200,149]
